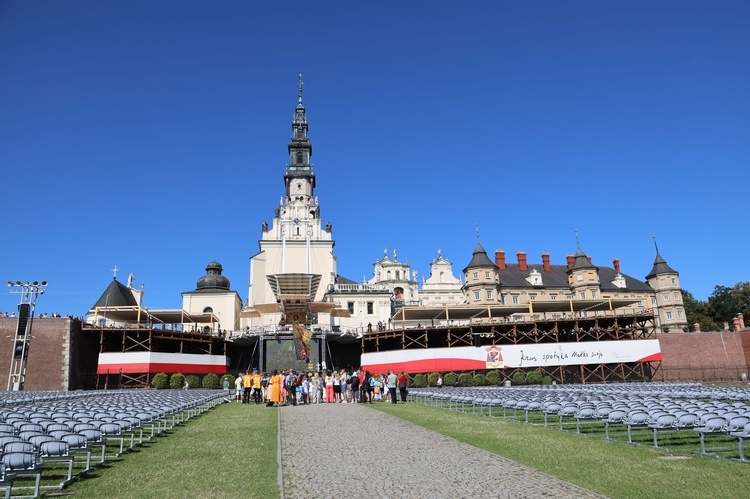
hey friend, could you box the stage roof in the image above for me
[89,306,219,325]
[391,299,642,322]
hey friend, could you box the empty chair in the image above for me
[602,410,626,441]
[1,450,41,498]
[0,424,15,435]
[695,417,728,456]
[730,421,750,463]
[674,413,698,430]
[542,403,562,428]
[99,422,125,458]
[0,463,13,499]
[79,429,106,465]
[648,414,677,448]
[39,440,74,489]
[574,407,597,434]
[624,411,649,444]
[558,405,578,431]
[59,433,92,473]
[524,401,542,424]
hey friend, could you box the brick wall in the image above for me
[656,330,750,382]
[0,316,69,390]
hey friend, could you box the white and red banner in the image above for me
[97,352,228,375]
[360,340,661,374]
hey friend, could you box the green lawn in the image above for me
[45,399,749,498]
[372,403,748,499]
[62,402,279,498]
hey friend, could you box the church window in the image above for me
[666,311,673,320]
[678,311,683,319]
[396,270,400,280]
[473,272,478,280]
[347,302,354,314]
[387,270,391,279]
[651,297,657,306]
[485,271,490,279]
[591,290,597,299]
[671,278,676,284]
[203,307,213,314]
[296,227,300,236]
[580,292,586,299]
[367,302,373,314]
[296,151,303,164]
[474,291,480,301]
[638,301,644,307]
[663,294,669,302]
[512,295,519,305]
[486,290,492,300]
[577,274,583,281]
[674,292,680,301]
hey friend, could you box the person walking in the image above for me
[234,373,243,402]
[387,370,398,404]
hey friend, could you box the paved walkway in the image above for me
[278,403,604,499]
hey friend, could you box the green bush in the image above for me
[427,372,440,387]
[472,373,486,386]
[412,374,427,387]
[219,374,233,389]
[185,375,200,389]
[457,373,473,386]
[151,372,168,390]
[169,373,186,390]
[526,370,543,385]
[542,376,553,385]
[485,370,501,386]
[512,371,526,385]
[443,372,458,386]
[203,373,220,389]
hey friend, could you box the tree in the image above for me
[682,290,720,332]
[708,282,750,327]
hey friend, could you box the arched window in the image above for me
[203,307,213,314]
[396,270,400,280]
[296,152,303,164]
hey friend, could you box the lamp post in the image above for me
[6,280,47,391]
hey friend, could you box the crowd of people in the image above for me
[230,368,410,406]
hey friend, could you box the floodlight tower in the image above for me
[6,280,47,391]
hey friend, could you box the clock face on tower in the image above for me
[293,217,300,225]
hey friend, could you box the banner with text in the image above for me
[360,339,661,374]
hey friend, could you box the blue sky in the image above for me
[1,1,748,317]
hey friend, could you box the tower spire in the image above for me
[298,73,304,104]
[652,235,660,255]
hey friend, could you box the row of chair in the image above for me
[0,389,226,497]
[408,383,750,464]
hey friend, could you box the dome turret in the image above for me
[196,260,230,291]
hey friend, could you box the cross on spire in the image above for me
[652,235,660,254]
[298,73,304,103]
[111,265,118,279]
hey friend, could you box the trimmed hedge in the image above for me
[472,373,486,386]
[485,370,501,386]
[512,371,526,385]
[412,374,427,387]
[169,373,186,390]
[185,375,200,389]
[151,372,168,389]
[457,373,473,386]
[443,372,458,386]
[203,373,220,389]
[427,372,440,387]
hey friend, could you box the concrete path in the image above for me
[278,403,604,499]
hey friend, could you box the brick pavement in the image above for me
[279,402,604,499]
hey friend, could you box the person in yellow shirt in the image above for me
[251,369,262,404]
[242,370,252,404]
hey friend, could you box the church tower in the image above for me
[245,76,337,327]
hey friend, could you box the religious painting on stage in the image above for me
[264,337,321,374]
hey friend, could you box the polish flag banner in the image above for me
[361,339,661,375]
[97,352,228,375]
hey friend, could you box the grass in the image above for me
[29,399,747,498]
[371,402,748,499]
[61,402,279,498]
